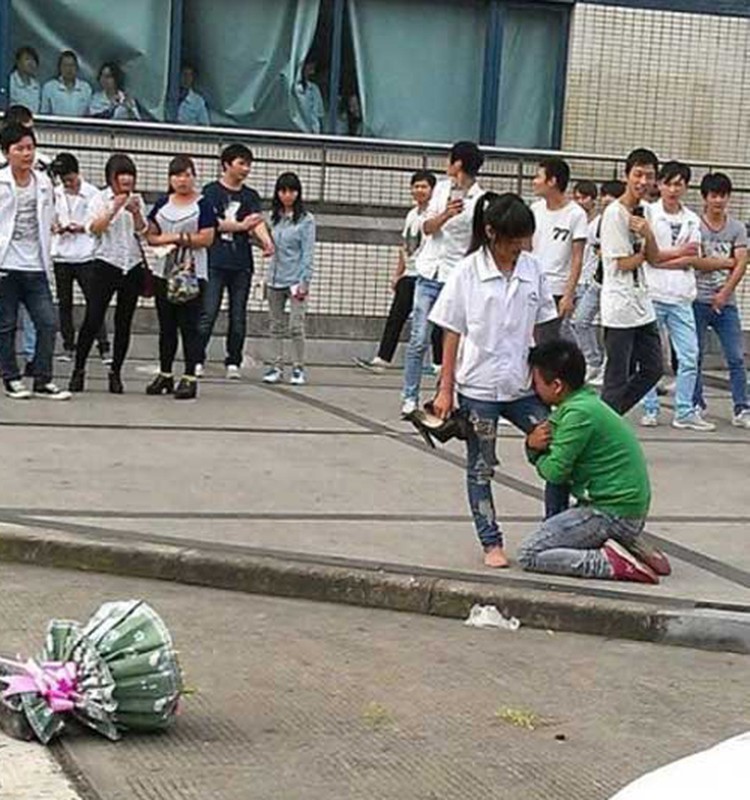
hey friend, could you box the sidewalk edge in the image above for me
[0,526,748,655]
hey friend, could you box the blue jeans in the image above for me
[693,301,748,415]
[0,270,57,384]
[517,506,645,579]
[572,283,603,369]
[402,276,443,403]
[19,305,36,362]
[199,267,252,367]
[642,300,698,420]
[459,393,570,549]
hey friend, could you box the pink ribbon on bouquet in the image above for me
[0,658,79,713]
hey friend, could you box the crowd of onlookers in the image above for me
[0,103,316,401]
[9,45,359,134]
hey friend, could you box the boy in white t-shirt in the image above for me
[400,141,485,416]
[355,170,442,373]
[531,157,588,339]
[600,148,664,414]
[640,161,714,431]
[428,193,566,569]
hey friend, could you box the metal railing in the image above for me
[35,116,750,329]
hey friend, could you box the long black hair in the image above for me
[271,171,305,224]
[467,192,535,254]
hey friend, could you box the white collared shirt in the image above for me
[41,77,93,117]
[643,199,700,305]
[86,188,144,272]
[429,248,557,402]
[52,179,98,263]
[9,70,41,113]
[416,179,485,284]
[0,165,54,274]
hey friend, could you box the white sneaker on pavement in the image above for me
[672,412,716,432]
[33,382,72,401]
[354,356,388,374]
[195,363,204,378]
[640,412,659,428]
[732,409,750,429]
[4,379,31,399]
[226,365,241,380]
[401,398,417,417]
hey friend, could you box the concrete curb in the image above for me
[1,525,748,655]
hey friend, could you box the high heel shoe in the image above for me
[146,373,174,395]
[68,369,85,393]
[108,370,124,394]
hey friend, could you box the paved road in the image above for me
[0,362,748,614]
[0,562,746,800]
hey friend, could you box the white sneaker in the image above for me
[401,398,417,417]
[4,379,31,400]
[262,367,283,384]
[672,412,716,432]
[195,363,204,378]
[640,412,659,428]
[226,365,241,381]
[585,365,603,385]
[354,356,388,374]
[732,409,750,429]
[33,382,72,401]
[57,351,74,363]
[290,367,307,386]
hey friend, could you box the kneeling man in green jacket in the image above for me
[519,340,670,584]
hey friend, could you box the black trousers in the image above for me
[602,322,663,414]
[54,261,109,353]
[75,260,144,374]
[154,277,203,376]
[378,275,442,364]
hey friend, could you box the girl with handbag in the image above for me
[69,153,147,394]
[145,156,216,400]
[262,172,316,386]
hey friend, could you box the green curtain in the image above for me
[347,0,487,143]
[10,0,172,120]
[495,5,565,148]
[182,0,321,130]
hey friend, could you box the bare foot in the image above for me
[483,545,509,568]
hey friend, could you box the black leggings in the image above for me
[154,277,203,376]
[75,260,144,374]
[378,275,442,364]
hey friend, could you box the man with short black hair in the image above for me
[0,125,70,400]
[518,340,668,584]
[531,157,588,338]
[599,148,664,413]
[639,160,712,430]
[198,144,274,379]
[400,141,485,416]
[356,169,442,373]
[692,172,750,428]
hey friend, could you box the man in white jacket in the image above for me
[0,124,70,400]
[640,161,713,430]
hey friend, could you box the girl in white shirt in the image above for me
[69,154,147,394]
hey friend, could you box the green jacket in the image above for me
[529,386,651,518]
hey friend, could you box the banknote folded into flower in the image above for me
[0,599,183,744]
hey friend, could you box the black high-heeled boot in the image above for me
[146,373,174,395]
[68,369,85,393]
[108,370,124,394]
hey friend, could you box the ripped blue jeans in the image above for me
[458,393,569,549]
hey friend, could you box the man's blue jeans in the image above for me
[402,276,443,403]
[693,301,749,414]
[572,283,603,369]
[518,506,645,579]
[642,300,698,420]
[458,393,570,549]
[199,267,252,367]
[0,270,57,384]
[19,306,36,362]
